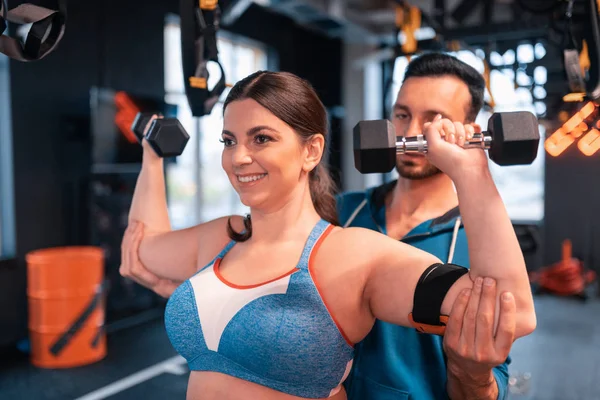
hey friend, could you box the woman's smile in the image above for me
[236,173,268,186]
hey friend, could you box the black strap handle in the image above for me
[584,0,600,100]
[180,0,227,117]
[1,1,7,35]
[0,0,66,62]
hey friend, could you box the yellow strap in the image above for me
[189,76,208,89]
[395,6,404,28]
[483,60,496,109]
[200,0,218,11]
[448,41,461,52]
[190,78,232,89]
[401,5,421,54]
[580,40,591,75]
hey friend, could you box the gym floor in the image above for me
[0,294,598,400]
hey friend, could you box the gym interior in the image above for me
[1,0,599,399]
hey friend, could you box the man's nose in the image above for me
[404,118,422,138]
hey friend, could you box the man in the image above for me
[337,52,511,400]
[120,52,514,399]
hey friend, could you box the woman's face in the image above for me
[221,98,322,210]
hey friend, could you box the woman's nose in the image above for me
[232,144,253,166]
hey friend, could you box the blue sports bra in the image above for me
[164,219,355,398]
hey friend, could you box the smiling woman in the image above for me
[218,71,339,242]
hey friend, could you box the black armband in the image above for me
[408,263,469,335]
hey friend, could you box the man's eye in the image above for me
[394,114,408,120]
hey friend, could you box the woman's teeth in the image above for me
[238,174,267,183]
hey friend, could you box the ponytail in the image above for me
[308,163,339,226]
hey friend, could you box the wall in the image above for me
[8,0,174,260]
[224,6,344,186]
[2,1,342,347]
[2,0,176,348]
[340,42,386,192]
[224,6,342,108]
[543,147,600,272]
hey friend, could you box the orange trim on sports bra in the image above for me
[213,257,300,290]
[307,224,354,347]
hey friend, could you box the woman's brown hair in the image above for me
[222,71,339,242]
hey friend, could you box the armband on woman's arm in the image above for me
[408,263,469,335]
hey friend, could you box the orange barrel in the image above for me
[26,246,106,368]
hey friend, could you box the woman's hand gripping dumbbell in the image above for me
[131,112,190,158]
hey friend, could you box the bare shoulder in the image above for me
[332,226,391,242]
[314,227,395,271]
[326,226,410,255]
[195,214,246,268]
[317,226,440,272]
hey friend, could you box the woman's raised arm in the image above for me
[126,137,243,282]
[353,116,536,339]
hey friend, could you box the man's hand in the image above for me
[119,221,181,298]
[443,277,517,400]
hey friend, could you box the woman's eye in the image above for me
[219,138,235,147]
[394,113,408,120]
[255,134,271,144]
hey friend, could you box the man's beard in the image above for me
[396,158,442,180]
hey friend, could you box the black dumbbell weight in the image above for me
[353,111,541,174]
[131,112,162,143]
[131,112,190,158]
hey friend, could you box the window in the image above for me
[164,15,271,229]
[0,53,15,257]
[387,47,546,223]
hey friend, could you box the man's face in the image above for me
[391,75,472,180]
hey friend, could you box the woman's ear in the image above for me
[303,134,325,172]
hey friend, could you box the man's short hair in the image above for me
[403,52,486,122]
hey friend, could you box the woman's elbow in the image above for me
[516,309,537,339]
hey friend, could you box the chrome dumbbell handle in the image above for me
[395,133,493,154]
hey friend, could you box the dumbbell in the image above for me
[353,111,540,174]
[131,112,190,158]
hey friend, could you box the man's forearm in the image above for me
[447,368,498,400]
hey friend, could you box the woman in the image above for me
[122,70,536,400]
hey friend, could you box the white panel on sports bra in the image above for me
[189,263,293,351]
